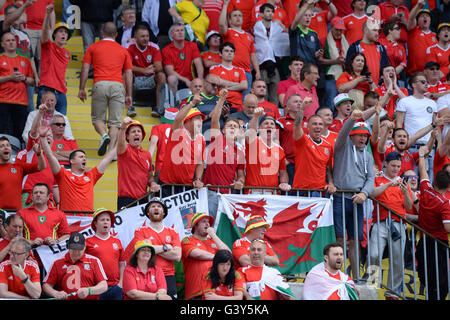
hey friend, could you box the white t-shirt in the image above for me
[437,93,450,141]
[396,95,437,145]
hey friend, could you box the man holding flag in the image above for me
[302,242,359,300]
[239,239,295,300]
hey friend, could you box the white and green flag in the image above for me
[216,193,336,275]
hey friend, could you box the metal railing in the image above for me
[6,184,448,300]
[131,183,449,300]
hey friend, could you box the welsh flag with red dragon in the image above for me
[216,193,336,275]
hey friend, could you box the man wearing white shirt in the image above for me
[396,72,437,177]
[253,3,290,106]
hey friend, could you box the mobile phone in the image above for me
[402,176,408,185]
[13,67,18,72]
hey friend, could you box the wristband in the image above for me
[21,276,29,284]
[155,292,159,300]
[414,199,419,204]
[88,287,93,295]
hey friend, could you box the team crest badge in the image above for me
[166,236,172,243]
[324,148,329,155]
[146,54,153,63]
[57,143,63,150]
[10,168,17,174]
[179,52,185,60]
[83,176,91,182]
[112,243,119,250]
[38,216,46,223]
[84,264,90,271]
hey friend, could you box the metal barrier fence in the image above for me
[6,184,449,300]
[138,184,449,301]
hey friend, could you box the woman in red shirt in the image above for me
[122,240,172,300]
[337,52,376,109]
[201,249,244,300]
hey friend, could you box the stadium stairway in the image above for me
[64,35,160,212]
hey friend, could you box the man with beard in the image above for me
[124,198,181,299]
[303,242,359,300]
[292,97,336,196]
[378,124,442,176]
[86,208,125,300]
[117,117,159,209]
[232,215,279,269]
[39,125,116,213]
[239,239,295,300]
[181,212,230,300]
[426,23,450,81]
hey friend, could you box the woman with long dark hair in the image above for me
[336,52,376,109]
[201,249,244,300]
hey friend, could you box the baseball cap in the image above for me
[438,22,450,33]
[333,93,354,108]
[416,9,431,19]
[184,107,206,123]
[67,232,86,250]
[161,108,178,124]
[258,115,284,130]
[244,215,270,235]
[206,30,221,43]
[424,61,440,70]
[91,208,115,231]
[144,197,168,219]
[330,17,346,30]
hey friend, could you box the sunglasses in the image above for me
[415,80,427,84]
[405,175,418,179]
[52,122,66,127]
[207,81,219,88]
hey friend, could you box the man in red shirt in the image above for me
[148,108,179,179]
[0,135,45,210]
[375,64,408,120]
[78,22,133,156]
[49,114,79,167]
[416,145,450,300]
[0,215,24,263]
[124,198,181,299]
[278,94,303,185]
[245,107,290,194]
[127,23,166,117]
[426,23,450,81]
[17,182,70,248]
[219,0,261,94]
[39,125,115,213]
[329,93,353,133]
[369,151,413,300]
[379,21,407,77]
[425,61,450,100]
[158,95,206,198]
[37,4,70,115]
[239,239,295,300]
[43,232,108,300]
[277,56,303,108]
[285,63,320,119]
[292,97,336,195]
[378,0,409,44]
[162,22,204,102]
[86,208,126,300]
[0,237,41,299]
[406,2,437,77]
[209,42,247,112]
[225,0,255,33]
[0,32,35,144]
[251,80,281,119]
[343,0,368,45]
[181,212,230,299]
[117,117,159,210]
